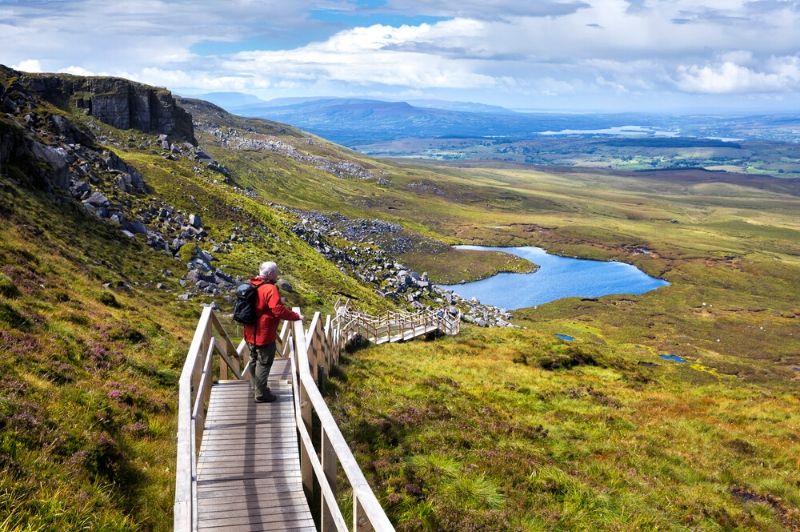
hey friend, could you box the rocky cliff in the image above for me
[0,65,195,144]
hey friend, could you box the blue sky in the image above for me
[2,0,800,112]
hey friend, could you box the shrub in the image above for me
[539,345,600,370]
[98,292,120,308]
[0,302,31,330]
[0,273,20,298]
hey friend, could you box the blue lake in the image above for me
[440,245,669,310]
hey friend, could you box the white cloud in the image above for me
[675,56,800,93]
[12,59,42,72]
[60,65,96,76]
[223,19,499,89]
[535,78,577,96]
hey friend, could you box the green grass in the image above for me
[400,247,536,284]
[329,328,800,530]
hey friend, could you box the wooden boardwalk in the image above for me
[175,301,460,530]
[373,323,441,345]
[195,359,315,531]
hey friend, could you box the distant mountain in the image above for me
[229,97,651,146]
[227,96,800,147]
[407,99,516,114]
[195,91,267,110]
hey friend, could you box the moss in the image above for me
[177,243,196,264]
[538,345,601,370]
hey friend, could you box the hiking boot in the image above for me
[254,390,277,403]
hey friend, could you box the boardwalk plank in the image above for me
[200,498,310,517]
[198,512,314,529]
[198,519,315,531]
[197,492,307,508]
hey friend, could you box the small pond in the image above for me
[439,245,669,310]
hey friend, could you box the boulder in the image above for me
[124,220,148,235]
[198,249,215,264]
[189,213,202,229]
[70,180,90,199]
[83,191,109,207]
[31,142,70,189]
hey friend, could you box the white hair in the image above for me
[259,261,279,281]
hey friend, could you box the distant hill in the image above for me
[408,99,516,114]
[229,96,649,146]
[195,91,267,109]
[212,95,800,148]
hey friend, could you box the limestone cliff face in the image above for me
[3,66,195,144]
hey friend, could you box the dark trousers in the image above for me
[248,342,276,400]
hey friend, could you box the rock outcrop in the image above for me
[286,208,514,327]
[2,65,195,144]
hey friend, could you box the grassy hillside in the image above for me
[331,328,800,530]
[0,92,391,528]
[317,164,800,529]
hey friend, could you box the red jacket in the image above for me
[243,277,301,346]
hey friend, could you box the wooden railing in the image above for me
[173,305,247,531]
[285,308,394,531]
[174,300,461,531]
[333,299,460,343]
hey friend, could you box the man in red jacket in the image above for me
[244,261,301,403]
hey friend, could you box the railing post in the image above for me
[320,427,338,532]
[307,312,322,383]
[354,495,373,532]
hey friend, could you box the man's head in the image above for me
[259,261,279,282]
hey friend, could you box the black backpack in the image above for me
[233,283,258,324]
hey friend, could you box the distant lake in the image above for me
[440,245,669,310]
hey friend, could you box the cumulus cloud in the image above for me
[675,56,800,93]
[224,19,499,88]
[11,59,42,72]
[60,65,96,76]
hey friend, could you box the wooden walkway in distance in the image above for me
[373,323,441,345]
[195,359,315,531]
